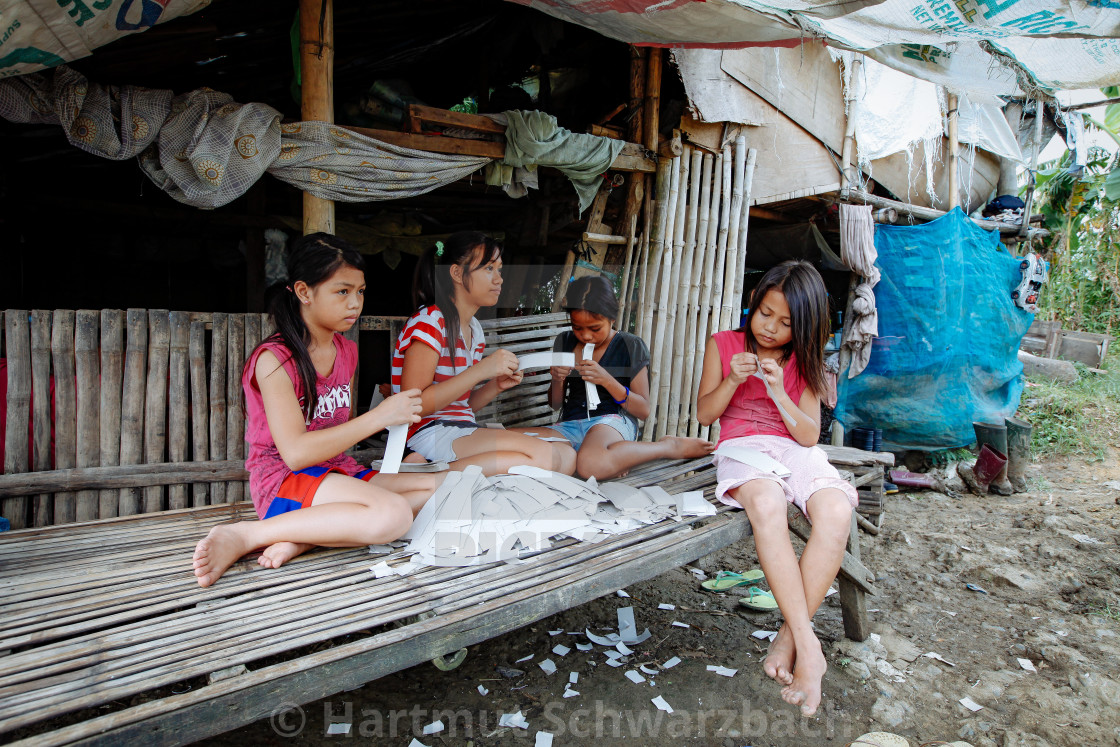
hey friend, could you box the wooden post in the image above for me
[3,310,31,528]
[189,321,210,507]
[300,0,335,236]
[693,151,723,439]
[947,93,960,211]
[30,310,53,526]
[1020,99,1046,239]
[642,49,662,154]
[98,310,124,520]
[839,512,870,641]
[168,312,190,510]
[613,46,647,272]
[143,311,170,514]
[74,310,100,522]
[209,313,228,505]
[118,309,147,516]
[730,148,758,326]
[638,157,672,345]
[51,310,77,524]
[226,315,246,503]
[840,57,863,192]
[720,139,747,331]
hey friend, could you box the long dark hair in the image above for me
[563,275,619,321]
[738,260,829,398]
[412,230,502,367]
[257,232,365,421]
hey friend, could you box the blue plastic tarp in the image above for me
[835,208,1034,450]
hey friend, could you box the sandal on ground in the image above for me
[700,569,765,592]
[738,587,779,612]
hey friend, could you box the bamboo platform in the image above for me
[0,451,878,745]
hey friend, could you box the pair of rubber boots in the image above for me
[957,418,1032,495]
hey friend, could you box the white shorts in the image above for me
[407,420,479,463]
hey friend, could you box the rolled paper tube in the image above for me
[583,343,600,409]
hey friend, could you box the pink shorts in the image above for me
[713,435,858,517]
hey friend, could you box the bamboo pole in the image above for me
[74,310,100,522]
[730,149,758,331]
[638,157,673,345]
[626,206,651,334]
[617,214,639,331]
[30,310,52,526]
[300,0,335,235]
[655,148,692,439]
[644,155,682,441]
[719,139,748,332]
[98,310,124,520]
[708,146,734,341]
[4,310,31,528]
[947,92,959,211]
[693,151,724,440]
[679,153,714,438]
[840,56,863,190]
[667,148,703,437]
[51,310,77,524]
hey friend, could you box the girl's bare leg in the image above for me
[573,425,714,481]
[448,429,577,476]
[733,481,852,717]
[192,474,414,588]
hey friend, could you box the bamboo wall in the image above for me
[0,310,279,529]
[625,138,758,442]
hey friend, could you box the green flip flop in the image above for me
[700,569,766,592]
[738,587,779,612]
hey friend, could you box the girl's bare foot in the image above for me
[763,623,796,686]
[659,436,717,459]
[402,452,428,464]
[780,638,827,716]
[193,524,256,588]
[258,541,315,569]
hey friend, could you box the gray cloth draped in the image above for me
[839,203,880,378]
[0,67,622,211]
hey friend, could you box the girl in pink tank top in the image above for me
[696,260,858,720]
[191,233,445,589]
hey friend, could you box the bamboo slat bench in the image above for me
[0,308,886,744]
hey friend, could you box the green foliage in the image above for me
[1019,353,1120,457]
[1032,97,1120,334]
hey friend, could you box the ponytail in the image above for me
[256,232,365,421]
[412,230,502,369]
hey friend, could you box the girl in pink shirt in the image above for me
[697,260,857,719]
[192,233,442,588]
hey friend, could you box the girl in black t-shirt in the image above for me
[533,276,714,480]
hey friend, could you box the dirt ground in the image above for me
[213,450,1120,747]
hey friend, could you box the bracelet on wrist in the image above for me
[612,386,629,405]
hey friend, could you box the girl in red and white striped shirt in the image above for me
[393,232,576,476]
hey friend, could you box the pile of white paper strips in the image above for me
[397,465,717,568]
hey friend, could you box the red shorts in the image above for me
[261,466,376,519]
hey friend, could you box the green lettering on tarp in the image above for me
[56,0,112,27]
[0,46,65,70]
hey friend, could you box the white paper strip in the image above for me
[535,732,555,747]
[658,603,675,610]
[407,739,429,747]
[714,443,792,478]
[706,665,738,677]
[671,621,690,628]
[326,723,352,735]
[569,671,579,684]
[753,370,799,424]
[563,686,580,698]
[625,670,646,684]
[477,684,489,695]
[1017,657,1037,673]
[499,711,530,729]
[422,720,444,735]
[651,695,673,713]
[519,352,576,371]
[959,697,984,712]
[380,423,408,474]
[662,656,681,669]
[552,645,571,657]
[582,343,600,409]
[539,659,557,675]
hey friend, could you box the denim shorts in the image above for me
[552,414,637,450]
